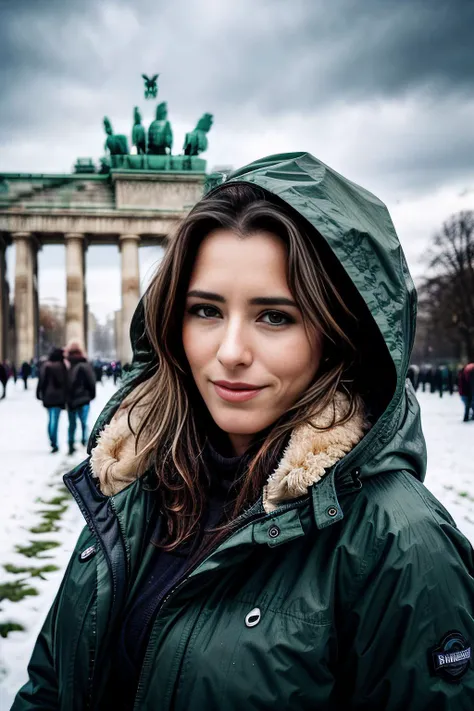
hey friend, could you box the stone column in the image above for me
[119,234,140,364]
[13,232,37,365]
[65,233,86,347]
[0,237,6,361]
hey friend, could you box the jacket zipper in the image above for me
[66,462,127,710]
[84,593,97,711]
[132,497,307,710]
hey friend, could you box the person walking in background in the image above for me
[407,363,420,391]
[93,359,103,384]
[20,361,31,390]
[112,360,122,385]
[0,361,8,398]
[459,362,474,422]
[36,347,68,453]
[65,341,96,455]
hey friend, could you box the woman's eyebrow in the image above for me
[187,290,225,302]
[249,297,297,307]
[186,290,297,308]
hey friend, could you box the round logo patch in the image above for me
[431,631,471,682]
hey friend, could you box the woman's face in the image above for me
[182,229,322,455]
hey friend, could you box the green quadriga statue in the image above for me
[103,117,129,155]
[132,107,147,155]
[183,113,214,156]
[147,102,173,155]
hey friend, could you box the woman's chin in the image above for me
[209,410,274,438]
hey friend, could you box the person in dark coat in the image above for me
[20,361,31,390]
[407,363,420,391]
[93,359,103,384]
[112,360,122,385]
[459,362,474,422]
[0,361,8,398]
[36,347,68,453]
[65,341,96,455]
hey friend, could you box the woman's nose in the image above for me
[216,322,253,369]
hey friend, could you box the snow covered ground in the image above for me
[0,383,473,707]
[0,378,117,708]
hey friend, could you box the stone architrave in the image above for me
[13,232,38,364]
[65,233,87,347]
[119,234,140,364]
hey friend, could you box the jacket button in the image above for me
[79,545,97,562]
[245,608,261,627]
[268,525,280,539]
[327,506,338,517]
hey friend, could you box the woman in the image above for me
[36,347,68,453]
[13,153,474,710]
[65,340,96,454]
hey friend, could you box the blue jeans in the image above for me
[68,404,90,446]
[461,395,474,421]
[47,407,62,448]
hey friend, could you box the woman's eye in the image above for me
[260,311,292,326]
[190,304,221,319]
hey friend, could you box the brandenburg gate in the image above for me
[0,80,215,364]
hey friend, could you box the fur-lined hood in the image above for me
[91,391,368,512]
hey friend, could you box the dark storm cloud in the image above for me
[0,0,473,196]
[2,0,473,122]
[212,0,474,114]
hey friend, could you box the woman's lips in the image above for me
[212,382,265,403]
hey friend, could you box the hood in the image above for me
[48,347,64,363]
[90,152,426,485]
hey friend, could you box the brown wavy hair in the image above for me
[127,182,377,550]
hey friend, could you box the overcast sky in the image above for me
[1,0,474,322]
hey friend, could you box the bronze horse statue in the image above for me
[132,107,147,155]
[183,113,213,156]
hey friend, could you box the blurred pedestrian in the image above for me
[65,341,96,455]
[459,363,474,422]
[0,361,8,398]
[447,365,455,395]
[20,361,31,390]
[112,360,122,385]
[407,363,419,391]
[36,347,68,453]
[93,359,103,384]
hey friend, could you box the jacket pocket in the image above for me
[173,596,336,711]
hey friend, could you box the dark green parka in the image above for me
[13,153,474,710]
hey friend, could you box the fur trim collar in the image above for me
[91,391,367,507]
[263,392,366,512]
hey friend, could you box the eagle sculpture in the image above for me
[142,74,159,99]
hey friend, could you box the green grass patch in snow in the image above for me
[4,563,60,578]
[0,580,38,603]
[15,540,60,558]
[0,621,26,638]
